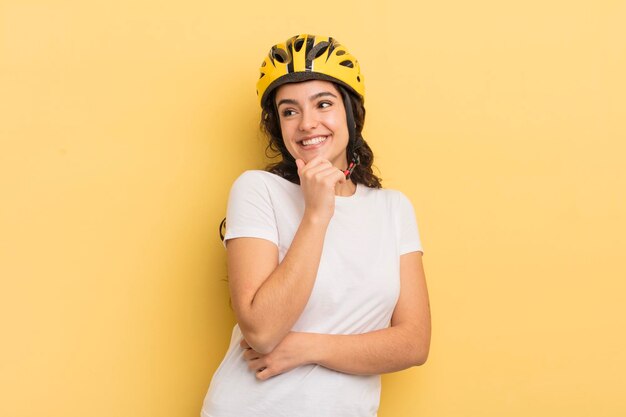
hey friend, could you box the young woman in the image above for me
[202,34,431,417]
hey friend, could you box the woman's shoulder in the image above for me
[231,170,299,194]
[234,169,272,182]
[360,184,409,201]
[235,169,295,183]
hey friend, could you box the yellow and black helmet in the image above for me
[256,34,365,107]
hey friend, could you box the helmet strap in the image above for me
[343,151,360,179]
[270,94,296,164]
[339,86,361,179]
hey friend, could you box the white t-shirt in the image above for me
[202,170,423,417]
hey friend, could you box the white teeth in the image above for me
[301,136,327,146]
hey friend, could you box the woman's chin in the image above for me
[293,147,346,167]
[298,151,325,164]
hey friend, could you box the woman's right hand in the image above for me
[296,157,346,224]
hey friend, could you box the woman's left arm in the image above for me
[243,251,431,380]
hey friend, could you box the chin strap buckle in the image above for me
[343,152,360,179]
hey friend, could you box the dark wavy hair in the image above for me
[261,83,382,188]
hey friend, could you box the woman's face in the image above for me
[275,80,349,168]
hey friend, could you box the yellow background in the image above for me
[2,0,625,416]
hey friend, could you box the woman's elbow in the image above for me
[240,329,279,355]
[409,334,431,367]
[412,347,429,366]
[251,341,276,355]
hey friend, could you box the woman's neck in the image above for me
[335,179,357,196]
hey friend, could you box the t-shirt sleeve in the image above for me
[396,192,424,255]
[223,171,278,247]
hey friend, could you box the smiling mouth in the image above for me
[299,136,328,147]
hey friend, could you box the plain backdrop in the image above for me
[1,1,625,416]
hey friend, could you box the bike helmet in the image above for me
[256,34,365,107]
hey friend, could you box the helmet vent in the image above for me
[271,48,289,64]
[294,38,305,52]
[340,60,354,68]
[336,50,346,56]
[308,42,330,60]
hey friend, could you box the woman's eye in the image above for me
[319,101,332,109]
[281,109,296,117]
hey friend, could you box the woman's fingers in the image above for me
[246,357,272,380]
[296,156,349,222]
[240,340,271,377]
[295,158,305,173]
[321,165,347,185]
[300,159,342,183]
[298,157,332,178]
[243,348,260,361]
[255,367,272,381]
[246,357,264,371]
[244,352,271,378]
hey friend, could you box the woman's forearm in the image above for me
[310,325,430,375]
[242,326,430,381]
[233,213,329,354]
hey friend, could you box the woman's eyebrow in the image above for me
[310,91,337,101]
[276,91,338,108]
[276,98,298,107]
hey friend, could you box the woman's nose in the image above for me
[298,110,319,131]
